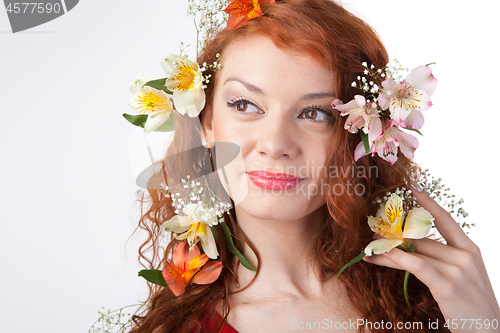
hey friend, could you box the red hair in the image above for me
[130,0,449,332]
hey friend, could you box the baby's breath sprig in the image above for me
[200,53,222,88]
[177,41,191,59]
[375,186,416,215]
[88,304,147,333]
[374,171,472,233]
[417,169,472,231]
[384,59,409,82]
[187,0,229,58]
[350,59,409,116]
[162,174,232,225]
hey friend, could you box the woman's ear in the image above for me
[201,105,215,148]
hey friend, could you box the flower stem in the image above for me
[404,270,411,312]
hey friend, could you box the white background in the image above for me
[1,1,499,332]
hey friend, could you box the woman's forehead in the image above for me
[217,35,335,93]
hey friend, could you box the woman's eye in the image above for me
[227,99,259,113]
[236,101,248,112]
[299,108,332,122]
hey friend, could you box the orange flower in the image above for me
[162,241,223,297]
[224,0,275,30]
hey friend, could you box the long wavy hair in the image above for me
[129,0,449,332]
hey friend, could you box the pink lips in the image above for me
[247,170,302,190]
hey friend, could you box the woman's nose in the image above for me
[254,111,299,159]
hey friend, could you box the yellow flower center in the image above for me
[185,222,208,250]
[391,85,425,112]
[247,0,262,18]
[165,57,202,91]
[136,90,171,114]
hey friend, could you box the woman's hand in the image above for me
[363,182,500,332]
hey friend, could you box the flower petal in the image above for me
[376,203,387,219]
[144,111,172,133]
[128,86,172,115]
[367,215,386,233]
[367,117,382,143]
[182,203,199,217]
[354,141,369,161]
[375,141,398,165]
[160,53,180,76]
[173,88,206,117]
[333,96,366,133]
[129,71,157,95]
[405,65,437,96]
[385,193,403,226]
[364,238,403,256]
[163,216,192,232]
[388,92,413,125]
[200,226,219,259]
[377,78,396,109]
[192,260,223,285]
[367,215,399,239]
[186,253,209,271]
[224,0,268,30]
[390,127,419,160]
[403,207,434,239]
[172,241,190,268]
[226,14,251,30]
[401,110,425,130]
[185,241,202,261]
[162,263,187,297]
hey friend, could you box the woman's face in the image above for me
[202,35,336,222]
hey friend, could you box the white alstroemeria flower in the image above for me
[160,53,180,76]
[163,203,218,259]
[129,71,158,95]
[164,55,206,117]
[128,85,174,133]
[364,193,434,256]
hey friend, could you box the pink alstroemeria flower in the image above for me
[332,95,382,143]
[355,120,419,165]
[378,65,437,129]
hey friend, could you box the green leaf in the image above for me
[143,78,173,95]
[122,113,175,132]
[335,251,365,280]
[359,131,370,153]
[138,269,168,287]
[211,226,219,240]
[123,113,147,128]
[219,222,256,271]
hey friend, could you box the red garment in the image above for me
[203,311,239,333]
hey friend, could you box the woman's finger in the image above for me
[362,252,403,270]
[380,247,456,294]
[366,248,450,280]
[411,182,472,249]
[411,237,484,270]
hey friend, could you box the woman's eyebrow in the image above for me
[223,76,335,100]
[224,76,264,94]
[300,92,336,100]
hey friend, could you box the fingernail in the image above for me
[410,181,423,192]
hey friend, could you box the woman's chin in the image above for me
[233,186,327,223]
